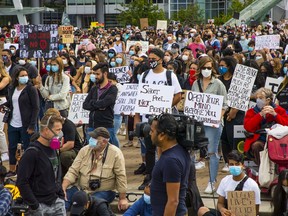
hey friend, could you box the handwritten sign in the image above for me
[68,94,90,124]
[264,77,282,98]
[59,26,74,44]
[228,191,256,216]
[109,66,131,84]
[255,35,280,50]
[140,18,149,29]
[184,91,223,127]
[135,83,174,115]
[126,40,149,54]
[114,84,138,115]
[227,64,258,111]
[156,20,167,30]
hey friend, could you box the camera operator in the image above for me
[0,164,12,215]
[62,127,128,212]
[149,113,191,216]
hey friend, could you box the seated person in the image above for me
[70,190,114,216]
[62,127,128,211]
[244,87,288,165]
[123,184,152,216]
[198,150,261,216]
[0,165,12,216]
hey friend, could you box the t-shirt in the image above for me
[10,88,24,128]
[276,83,288,110]
[62,118,82,151]
[150,144,191,216]
[217,175,261,205]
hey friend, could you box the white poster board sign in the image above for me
[114,84,138,115]
[227,64,258,111]
[135,83,174,115]
[255,35,280,50]
[68,94,90,124]
[264,77,282,98]
[156,20,168,30]
[4,43,19,50]
[126,40,149,54]
[109,66,131,83]
[10,29,17,38]
[184,91,224,127]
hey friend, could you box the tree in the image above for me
[171,4,204,26]
[116,0,166,27]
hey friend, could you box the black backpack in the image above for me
[141,69,172,86]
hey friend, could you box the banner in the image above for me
[228,191,256,216]
[68,94,90,124]
[109,66,131,84]
[114,84,138,115]
[255,35,280,50]
[227,64,258,111]
[19,24,58,58]
[126,40,149,53]
[140,18,149,29]
[135,83,174,115]
[184,91,224,127]
[156,20,167,30]
[264,77,282,98]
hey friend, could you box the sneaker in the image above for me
[195,161,205,170]
[204,182,216,194]
[134,163,146,175]
[222,163,229,173]
[123,141,133,147]
[5,171,17,178]
[134,141,141,148]
[1,153,9,162]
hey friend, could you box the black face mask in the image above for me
[108,41,113,45]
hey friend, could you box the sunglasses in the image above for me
[202,67,212,70]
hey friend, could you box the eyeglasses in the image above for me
[202,67,212,70]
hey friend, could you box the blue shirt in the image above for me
[0,187,12,216]
[123,196,152,216]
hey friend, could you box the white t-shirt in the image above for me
[217,175,261,205]
[10,88,24,128]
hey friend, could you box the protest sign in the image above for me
[0,41,4,58]
[109,66,131,84]
[264,77,282,98]
[208,19,214,23]
[140,18,149,29]
[234,125,246,153]
[156,20,167,30]
[228,191,256,216]
[19,24,58,58]
[135,83,174,115]
[255,35,280,50]
[4,43,19,50]
[68,94,90,124]
[114,84,138,115]
[227,64,258,111]
[126,40,149,53]
[11,29,17,38]
[184,91,224,127]
[59,26,74,44]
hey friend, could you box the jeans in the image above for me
[26,198,66,216]
[204,124,223,183]
[87,127,119,148]
[8,124,31,165]
[139,138,146,156]
[113,114,122,148]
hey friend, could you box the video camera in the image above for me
[130,114,209,151]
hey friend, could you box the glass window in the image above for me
[67,0,77,5]
[170,4,178,10]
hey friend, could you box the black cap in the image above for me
[171,43,179,49]
[88,127,110,139]
[70,191,89,215]
[181,46,191,52]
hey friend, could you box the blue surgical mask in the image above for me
[255,56,262,61]
[219,66,228,75]
[129,50,135,55]
[130,59,134,65]
[90,74,96,83]
[51,65,59,73]
[137,74,141,81]
[248,46,253,52]
[110,62,116,67]
[30,60,36,67]
[143,194,151,205]
[46,65,51,72]
[116,58,123,64]
[256,98,266,109]
[229,166,242,176]
[108,53,114,58]
[88,137,98,148]
[283,67,288,74]
[18,76,29,85]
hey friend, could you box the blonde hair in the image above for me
[115,53,126,66]
[0,59,11,82]
[195,56,217,79]
[49,57,64,84]
[271,58,281,75]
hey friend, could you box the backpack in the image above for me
[141,69,172,86]
[267,135,288,166]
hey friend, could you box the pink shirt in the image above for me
[78,42,96,51]
[188,43,206,58]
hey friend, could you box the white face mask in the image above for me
[164,56,171,62]
[167,36,172,41]
[62,59,68,65]
[182,55,189,61]
[116,37,120,41]
[84,66,91,74]
[201,69,212,78]
[19,59,25,65]
[240,36,245,40]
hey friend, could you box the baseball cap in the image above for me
[70,191,89,215]
[88,127,110,139]
[171,43,179,49]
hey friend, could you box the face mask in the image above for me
[219,66,228,75]
[167,36,172,41]
[248,46,253,52]
[240,36,245,40]
[62,59,68,65]
[282,186,288,193]
[116,58,123,64]
[130,59,134,65]
[116,37,120,41]
[83,39,89,45]
[49,130,63,150]
[2,56,9,63]
[284,67,288,74]
[229,166,242,176]
[30,60,36,66]
[223,37,228,41]
[108,53,114,58]
[88,137,98,148]
[137,74,141,81]
[46,65,51,72]
[255,56,262,60]
[217,32,221,36]
[129,50,135,55]
[103,49,108,53]
[201,69,212,78]
[84,66,91,74]
[10,49,15,54]
[110,62,116,67]
[19,76,28,85]
[149,60,158,69]
[178,37,182,41]
[164,56,171,62]
[51,65,59,73]
[143,194,151,205]
[256,98,266,109]
[171,48,178,54]
[19,59,25,65]
[182,55,188,61]
[90,74,96,83]
[190,33,194,37]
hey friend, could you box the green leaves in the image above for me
[171,4,204,26]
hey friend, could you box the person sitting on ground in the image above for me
[244,87,288,165]
[0,164,12,216]
[197,150,261,216]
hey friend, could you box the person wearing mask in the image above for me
[177,34,187,51]
[1,49,19,77]
[272,169,288,216]
[166,61,184,88]
[162,32,175,51]
[276,62,288,112]
[115,53,126,67]
[221,33,242,53]
[188,33,206,58]
[61,53,79,93]
[254,61,275,89]
[181,49,194,79]
[107,49,116,61]
[113,33,126,53]
[17,58,38,84]
[37,57,71,117]
[0,164,12,215]
[9,45,17,63]
[3,67,39,178]
[81,60,97,93]
[183,61,198,90]
[170,43,182,61]
[78,38,96,51]
[163,51,173,67]
[247,40,256,60]
[204,31,221,54]
[76,49,87,68]
[239,33,249,52]
[16,115,66,215]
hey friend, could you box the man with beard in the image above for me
[83,63,118,147]
[149,113,191,216]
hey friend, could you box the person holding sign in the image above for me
[197,150,261,216]
[191,56,227,194]
[276,64,288,112]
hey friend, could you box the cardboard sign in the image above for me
[135,83,174,115]
[114,84,138,115]
[126,40,149,54]
[264,77,282,98]
[19,24,58,58]
[62,34,74,44]
[156,20,167,30]
[227,64,258,111]
[109,66,131,84]
[184,91,224,127]
[255,35,280,50]
[140,18,149,29]
[227,191,256,216]
[68,94,90,124]
[58,26,73,35]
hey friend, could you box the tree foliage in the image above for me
[171,4,204,26]
[116,0,166,27]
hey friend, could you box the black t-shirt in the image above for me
[38,142,59,178]
[62,118,82,151]
[218,76,231,92]
[276,83,288,110]
[150,144,191,216]
[64,65,77,77]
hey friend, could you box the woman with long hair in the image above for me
[272,169,288,216]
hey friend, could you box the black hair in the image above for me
[92,62,109,74]
[260,61,274,78]
[0,165,7,183]
[222,48,234,57]
[154,113,178,140]
[280,60,288,77]
[248,40,255,47]
[219,56,237,75]
[227,150,244,163]
[272,169,288,216]
[61,53,72,66]
[149,48,164,59]
[11,67,30,87]
[2,49,12,56]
